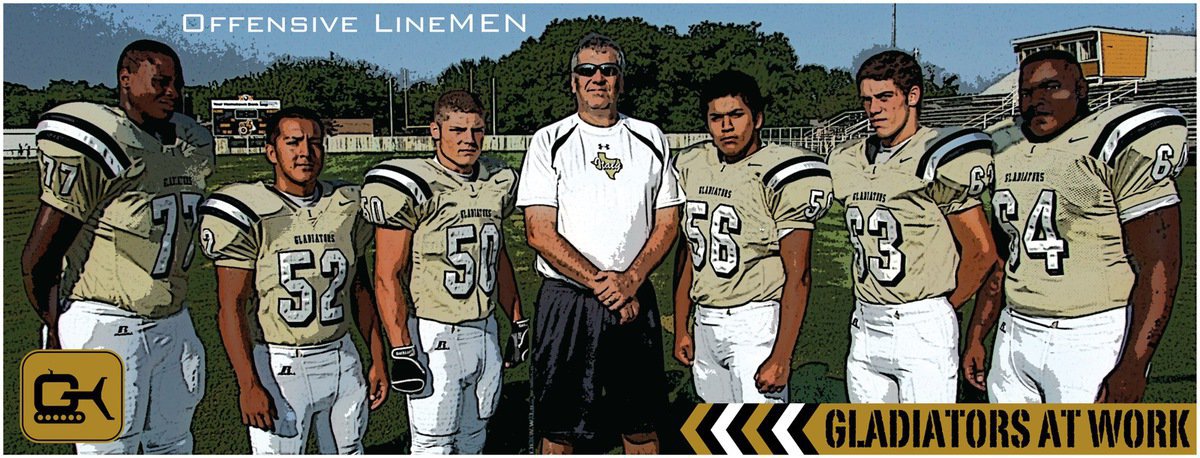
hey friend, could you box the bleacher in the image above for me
[789,77,1196,155]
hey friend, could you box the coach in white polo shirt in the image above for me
[518,33,682,454]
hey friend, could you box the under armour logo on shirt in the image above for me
[598,143,611,150]
[114,326,132,336]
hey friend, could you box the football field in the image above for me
[3,152,1195,454]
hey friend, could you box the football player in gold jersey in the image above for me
[963,50,1186,403]
[672,70,831,403]
[828,50,1000,403]
[21,39,212,453]
[199,107,388,453]
[362,90,524,454]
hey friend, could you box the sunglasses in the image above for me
[573,63,622,77]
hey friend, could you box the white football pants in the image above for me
[846,296,959,403]
[57,300,206,454]
[249,333,368,454]
[692,300,787,403]
[405,315,502,454]
[988,306,1128,403]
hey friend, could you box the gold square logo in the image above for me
[21,350,124,443]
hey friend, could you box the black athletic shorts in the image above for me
[531,277,667,442]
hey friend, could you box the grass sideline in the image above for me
[4,152,1195,453]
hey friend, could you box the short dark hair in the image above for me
[699,70,765,119]
[434,90,485,124]
[265,107,324,144]
[118,39,184,90]
[856,50,923,103]
[570,32,626,71]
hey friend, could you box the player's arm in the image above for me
[497,244,531,368]
[672,233,696,367]
[24,129,112,350]
[523,205,603,288]
[350,260,388,409]
[931,135,998,308]
[374,226,414,347]
[1098,116,1187,402]
[373,226,427,393]
[946,206,1000,308]
[215,266,278,431]
[756,228,815,394]
[1099,206,1181,402]
[961,259,1005,392]
[21,206,83,349]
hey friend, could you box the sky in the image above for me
[3,3,1195,92]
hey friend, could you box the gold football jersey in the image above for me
[199,181,372,346]
[36,102,214,318]
[674,143,832,307]
[828,126,994,305]
[361,156,518,324]
[989,103,1187,318]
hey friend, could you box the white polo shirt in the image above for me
[517,113,684,282]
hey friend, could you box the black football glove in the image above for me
[389,346,427,394]
[504,319,531,368]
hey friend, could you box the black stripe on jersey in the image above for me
[763,155,830,188]
[549,125,578,162]
[199,193,259,232]
[39,112,131,171]
[626,125,666,162]
[932,139,993,170]
[36,130,122,179]
[1089,104,1187,165]
[371,163,433,200]
[914,128,989,179]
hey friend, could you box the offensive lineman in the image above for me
[963,50,1186,403]
[199,107,388,453]
[827,50,1000,403]
[21,39,211,453]
[362,90,527,454]
[672,70,831,403]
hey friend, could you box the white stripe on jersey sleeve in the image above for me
[766,160,828,190]
[921,131,991,181]
[1097,107,1185,164]
[201,198,256,229]
[36,119,127,177]
[365,167,431,205]
[1118,194,1180,223]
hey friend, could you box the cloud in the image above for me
[4,4,267,88]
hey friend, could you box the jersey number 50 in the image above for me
[444,223,501,298]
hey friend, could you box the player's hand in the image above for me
[240,381,278,432]
[367,362,388,410]
[1096,363,1148,403]
[504,318,531,368]
[961,339,988,392]
[754,356,790,394]
[594,271,639,307]
[673,331,695,367]
[613,297,641,325]
[390,346,428,394]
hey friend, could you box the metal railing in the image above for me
[964,88,1018,129]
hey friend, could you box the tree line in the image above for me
[5,17,961,133]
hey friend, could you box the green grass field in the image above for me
[4,153,1195,454]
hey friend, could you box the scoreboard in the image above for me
[211,97,280,137]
